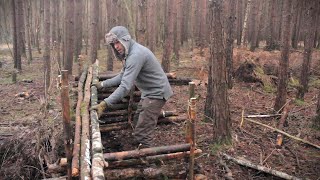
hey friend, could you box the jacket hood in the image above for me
[105,26,133,60]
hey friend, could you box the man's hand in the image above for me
[90,101,107,118]
[92,81,103,90]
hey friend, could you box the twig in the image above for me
[244,118,320,150]
[222,153,302,180]
[245,114,282,118]
[262,148,276,165]
[218,155,234,180]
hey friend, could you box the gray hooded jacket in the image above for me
[102,26,173,107]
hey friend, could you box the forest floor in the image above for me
[0,43,319,179]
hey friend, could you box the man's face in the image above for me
[114,41,125,55]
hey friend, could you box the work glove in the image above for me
[92,81,103,90]
[90,101,107,118]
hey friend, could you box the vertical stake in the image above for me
[60,70,72,180]
[187,82,196,180]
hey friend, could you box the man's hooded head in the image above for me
[105,26,132,60]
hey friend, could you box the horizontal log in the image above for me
[107,149,202,168]
[104,143,191,161]
[169,78,193,85]
[98,91,141,100]
[96,102,138,111]
[104,164,187,180]
[99,116,187,132]
[102,110,178,119]
[100,122,130,132]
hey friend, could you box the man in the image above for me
[91,26,173,148]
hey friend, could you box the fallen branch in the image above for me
[245,114,282,118]
[222,153,302,180]
[107,149,202,168]
[104,143,191,161]
[244,118,320,149]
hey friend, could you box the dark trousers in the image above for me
[133,97,166,147]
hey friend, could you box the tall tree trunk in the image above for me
[266,0,276,50]
[74,0,84,61]
[274,0,292,111]
[249,0,261,51]
[147,0,156,52]
[296,1,318,100]
[90,0,99,63]
[161,0,174,73]
[25,0,33,64]
[205,0,231,143]
[226,0,236,89]
[241,0,251,46]
[291,0,301,49]
[64,0,74,74]
[236,0,243,46]
[172,0,178,63]
[43,0,51,90]
[12,0,21,71]
[16,0,26,58]
[137,0,147,44]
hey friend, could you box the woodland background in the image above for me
[0,0,319,179]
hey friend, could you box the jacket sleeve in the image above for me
[101,68,124,88]
[104,54,145,107]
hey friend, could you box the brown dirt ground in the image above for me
[0,44,320,179]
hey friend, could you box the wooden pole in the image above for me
[80,67,93,179]
[188,98,197,180]
[60,70,72,180]
[107,149,202,168]
[104,143,191,161]
[72,69,88,177]
[90,62,105,179]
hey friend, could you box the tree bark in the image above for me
[74,0,84,61]
[137,0,147,44]
[266,0,277,50]
[226,0,236,89]
[12,0,21,71]
[161,0,174,73]
[90,0,99,63]
[274,0,292,111]
[205,0,231,143]
[63,0,74,74]
[296,1,318,100]
[43,0,51,91]
[241,0,251,46]
[25,0,33,64]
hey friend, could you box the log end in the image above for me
[72,168,79,177]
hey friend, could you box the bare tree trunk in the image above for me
[161,0,174,73]
[205,0,231,143]
[236,0,243,46]
[249,0,259,51]
[12,0,21,71]
[226,0,236,89]
[64,0,74,74]
[296,1,318,100]
[25,0,33,64]
[89,0,99,63]
[241,0,251,46]
[266,0,277,50]
[16,0,26,58]
[74,0,84,61]
[172,0,178,63]
[147,0,156,52]
[137,0,147,44]
[274,0,292,111]
[43,0,51,90]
